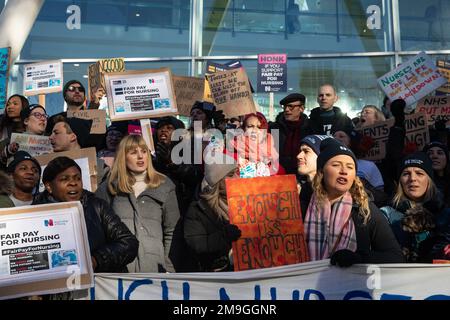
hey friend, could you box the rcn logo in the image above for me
[149,79,155,84]
[44,219,54,227]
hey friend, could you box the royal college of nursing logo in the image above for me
[44,219,54,227]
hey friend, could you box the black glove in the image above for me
[212,110,226,130]
[390,99,406,128]
[155,141,171,165]
[224,223,242,242]
[330,249,361,268]
[435,119,447,131]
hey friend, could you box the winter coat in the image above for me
[33,190,138,272]
[381,198,450,262]
[95,177,182,273]
[0,171,14,208]
[308,106,353,136]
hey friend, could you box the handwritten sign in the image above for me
[436,60,450,95]
[173,76,205,116]
[226,175,309,271]
[378,52,447,105]
[23,60,63,96]
[357,119,395,161]
[404,112,430,150]
[416,96,450,126]
[67,109,107,134]
[0,47,10,114]
[88,58,125,101]
[207,68,256,118]
[257,53,287,93]
[10,133,53,157]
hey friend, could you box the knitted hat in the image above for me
[423,141,449,163]
[20,104,46,121]
[7,151,41,175]
[399,152,434,179]
[280,93,306,106]
[300,135,329,155]
[191,101,216,122]
[156,116,185,130]
[203,152,237,187]
[317,138,358,171]
[331,122,354,139]
[63,80,85,98]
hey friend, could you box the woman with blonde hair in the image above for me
[96,134,182,273]
[305,138,403,267]
[381,152,450,262]
[357,105,386,127]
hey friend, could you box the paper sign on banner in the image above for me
[0,47,10,114]
[88,58,125,101]
[173,76,205,116]
[23,60,63,96]
[207,68,257,118]
[436,60,450,95]
[10,133,53,157]
[67,109,107,134]
[377,52,447,105]
[226,175,309,271]
[416,96,450,126]
[257,53,287,93]
[139,119,155,154]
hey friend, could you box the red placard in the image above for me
[226,175,309,271]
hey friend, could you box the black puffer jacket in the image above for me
[308,106,353,136]
[33,190,139,272]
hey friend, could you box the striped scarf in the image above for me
[305,192,357,261]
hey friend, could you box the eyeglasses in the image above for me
[67,85,85,93]
[30,112,49,120]
[282,104,303,110]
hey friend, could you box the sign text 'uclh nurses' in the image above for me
[377,52,447,106]
[226,175,309,271]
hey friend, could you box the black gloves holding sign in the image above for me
[330,249,362,268]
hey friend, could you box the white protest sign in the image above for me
[23,60,63,96]
[0,202,93,300]
[10,133,53,157]
[378,52,447,105]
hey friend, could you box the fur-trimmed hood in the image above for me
[0,171,13,195]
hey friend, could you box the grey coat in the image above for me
[96,177,181,273]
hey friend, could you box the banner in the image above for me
[378,52,447,105]
[10,133,53,157]
[105,68,178,121]
[357,119,395,161]
[88,58,125,101]
[67,109,107,134]
[226,175,308,271]
[86,261,450,300]
[0,47,10,114]
[0,202,93,300]
[23,60,63,96]
[436,60,450,95]
[257,54,287,93]
[173,76,205,116]
[416,96,450,126]
[207,68,256,118]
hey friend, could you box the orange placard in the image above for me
[226,175,309,271]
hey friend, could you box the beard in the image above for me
[65,95,85,108]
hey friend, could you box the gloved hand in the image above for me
[390,99,406,128]
[435,119,447,131]
[224,223,242,242]
[330,249,362,268]
[155,141,172,165]
[212,110,226,131]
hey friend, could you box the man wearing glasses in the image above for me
[269,93,310,174]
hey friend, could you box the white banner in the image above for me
[88,260,450,300]
[23,60,63,96]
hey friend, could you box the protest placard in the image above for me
[416,96,450,126]
[139,119,155,154]
[207,68,256,118]
[0,202,93,300]
[34,147,97,192]
[10,133,53,157]
[0,47,10,114]
[88,58,125,101]
[436,60,450,95]
[377,52,447,105]
[257,53,287,93]
[173,76,205,116]
[404,112,430,150]
[104,68,178,121]
[356,119,394,161]
[23,60,63,96]
[226,175,309,271]
[67,109,107,134]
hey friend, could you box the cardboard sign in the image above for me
[436,60,450,95]
[23,60,63,96]
[34,147,98,192]
[139,119,155,154]
[206,68,256,118]
[0,202,93,300]
[404,112,430,150]
[10,133,53,157]
[0,47,10,114]
[416,96,450,126]
[173,76,205,116]
[104,68,178,121]
[378,52,447,105]
[226,175,309,271]
[356,119,395,161]
[88,58,125,101]
[257,53,287,93]
[67,109,107,134]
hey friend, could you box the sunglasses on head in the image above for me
[67,85,85,93]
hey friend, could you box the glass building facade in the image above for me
[7,0,450,118]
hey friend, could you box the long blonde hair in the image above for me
[392,173,438,208]
[108,135,164,195]
[312,171,371,224]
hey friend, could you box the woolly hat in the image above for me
[155,116,185,130]
[317,138,358,171]
[423,141,449,163]
[399,152,434,179]
[63,80,85,98]
[280,93,306,106]
[7,151,41,175]
[203,152,238,188]
[300,135,329,155]
[190,101,216,122]
[20,104,46,121]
